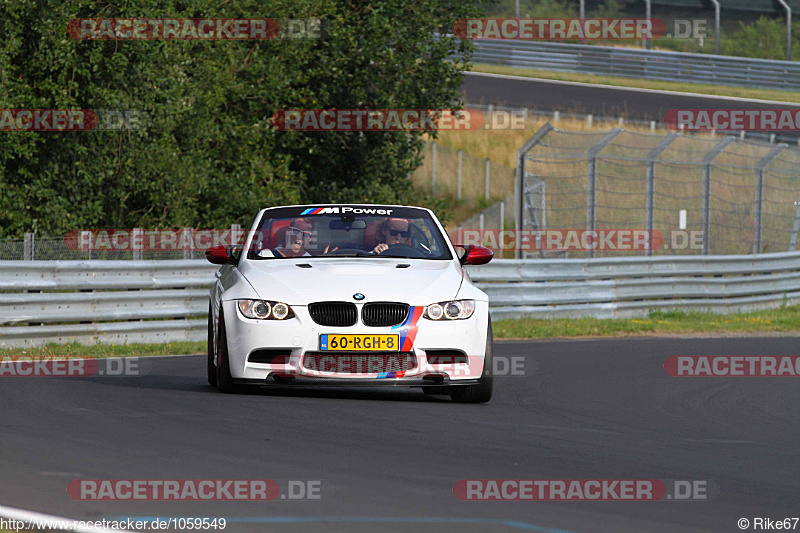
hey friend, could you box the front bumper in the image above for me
[221,299,489,386]
[235,375,481,388]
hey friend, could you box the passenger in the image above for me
[259,218,313,258]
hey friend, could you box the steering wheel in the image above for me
[376,243,429,259]
[327,247,364,255]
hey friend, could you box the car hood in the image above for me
[237,258,463,305]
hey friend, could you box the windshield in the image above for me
[246,206,452,260]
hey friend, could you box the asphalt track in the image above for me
[1,337,798,533]
[462,72,800,123]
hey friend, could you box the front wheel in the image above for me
[450,318,493,404]
[207,302,217,386]
[215,310,239,393]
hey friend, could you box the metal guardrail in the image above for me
[473,40,800,90]
[468,251,800,319]
[0,261,216,347]
[2,254,800,346]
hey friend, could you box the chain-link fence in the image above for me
[409,140,516,227]
[516,124,800,257]
[0,228,243,261]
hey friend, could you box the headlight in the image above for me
[237,299,294,320]
[424,299,475,320]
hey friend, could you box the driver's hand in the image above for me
[323,243,338,254]
[373,243,389,254]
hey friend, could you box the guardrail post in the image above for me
[23,232,34,261]
[789,201,800,251]
[457,149,463,201]
[646,133,679,256]
[753,145,786,254]
[702,137,734,255]
[431,141,437,194]
[515,123,555,259]
[586,128,622,258]
[485,158,491,200]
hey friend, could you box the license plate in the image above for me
[319,334,399,352]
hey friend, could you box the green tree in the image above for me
[0,0,480,237]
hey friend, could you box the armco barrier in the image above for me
[2,253,800,346]
[472,40,800,90]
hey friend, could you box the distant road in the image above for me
[462,71,800,124]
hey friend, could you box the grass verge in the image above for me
[495,306,800,339]
[0,341,205,358]
[471,63,800,104]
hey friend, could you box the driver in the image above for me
[372,217,411,254]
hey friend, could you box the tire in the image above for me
[450,318,493,404]
[215,310,239,394]
[207,302,217,386]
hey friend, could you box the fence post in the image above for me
[776,0,791,60]
[231,223,242,246]
[499,201,505,258]
[80,230,92,260]
[182,227,194,259]
[646,133,679,256]
[586,129,622,258]
[753,145,786,254]
[457,149,463,201]
[132,228,143,260]
[515,123,555,259]
[710,0,721,55]
[431,142,437,194]
[702,137,734,255]
[23,232,34,261]
[485,158,491,200]
[789,201,800,251]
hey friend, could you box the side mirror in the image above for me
[453,244,493,265]
[206,245,233,265]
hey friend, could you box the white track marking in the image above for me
[465,71,800,106]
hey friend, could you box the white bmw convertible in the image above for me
[206,204,494,403]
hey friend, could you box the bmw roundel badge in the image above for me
[353,293,365,301]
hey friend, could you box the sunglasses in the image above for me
[287,226,312,238]
[388,229,410,238]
